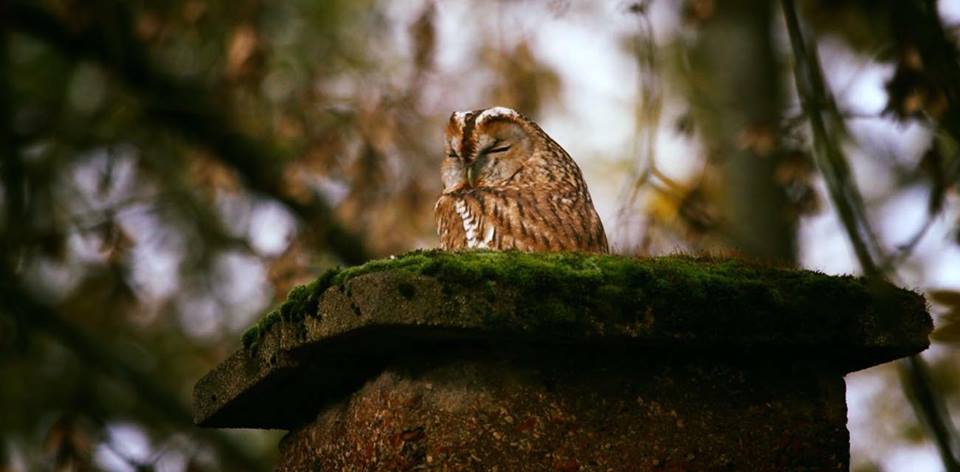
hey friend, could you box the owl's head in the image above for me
[441,107,538,192]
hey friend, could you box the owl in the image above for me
[435,107,609,253]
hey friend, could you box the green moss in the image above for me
[242,268,340,349]
[244,309,281,349]
[240,249,922,350]
[241,325,260,348]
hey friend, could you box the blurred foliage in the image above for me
[2,0,960,470]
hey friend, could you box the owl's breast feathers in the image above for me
[435,187,608,253]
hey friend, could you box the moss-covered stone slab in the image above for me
[193,250,931,430]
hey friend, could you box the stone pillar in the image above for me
[193,251,931,471]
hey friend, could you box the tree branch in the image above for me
[0,6,269,469]
[690,0,797,262]
[5,0,371,265]
[782,1,960,469]
[0,270,271,471]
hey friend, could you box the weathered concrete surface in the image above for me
[192,251,932,470]
[277,350,849,471]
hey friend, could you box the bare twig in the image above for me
[615,4,663,251]
[900,355,960,472]
[782,0,882,275]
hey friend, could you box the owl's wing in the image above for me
[584,205,609,253]
[562,195,609,253]
[435,194,468,250]
[485,190,607,253]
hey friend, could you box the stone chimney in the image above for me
[193,251,931,471]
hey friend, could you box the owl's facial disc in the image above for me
[441,107,531,192]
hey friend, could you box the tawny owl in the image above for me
[435,107,608,253]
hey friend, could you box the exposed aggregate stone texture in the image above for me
[277,351,848,471]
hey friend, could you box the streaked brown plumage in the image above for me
[435,107,608,253]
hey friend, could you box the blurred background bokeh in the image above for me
[3,0,960,470]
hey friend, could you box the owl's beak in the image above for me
[465,163,478,188]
